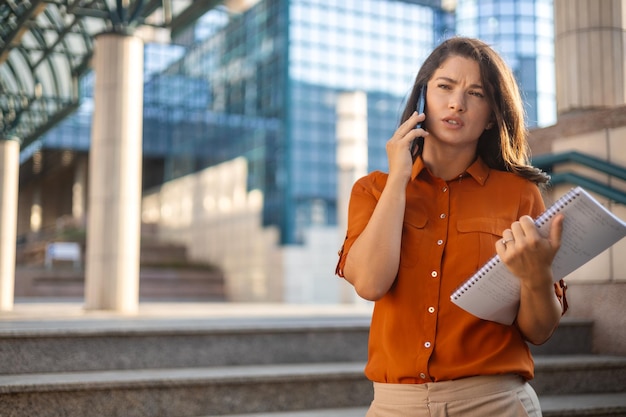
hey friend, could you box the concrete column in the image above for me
[336,91,368,304]
[0,139,20,311]
[554,0,626,116]
[85,32,144,312]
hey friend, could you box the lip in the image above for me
[442,116,464,128]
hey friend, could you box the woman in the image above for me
[335,37,568,416]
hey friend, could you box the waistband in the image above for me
[373,374,525,405]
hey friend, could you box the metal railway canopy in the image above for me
[0,0,221,149]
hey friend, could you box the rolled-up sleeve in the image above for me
[335,172,385,277]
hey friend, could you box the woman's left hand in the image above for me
[496,214,564,344]
[496,214,563,288]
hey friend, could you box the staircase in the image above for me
[14,239,226,302]
[0,311,624,417]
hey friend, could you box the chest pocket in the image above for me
[399,208,429,267]
[457,217,511,269]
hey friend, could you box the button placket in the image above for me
[417,179,449,384]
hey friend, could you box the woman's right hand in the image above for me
[343,112,428,300]
[386,111,428,183]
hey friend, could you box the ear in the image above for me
[485,115,496,130]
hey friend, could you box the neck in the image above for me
[422,144,477,181]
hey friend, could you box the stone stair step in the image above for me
[14,266,226,301]
[0,316,591,375]
[0,363,366,393]
[0,363,372,417]
[0,305,622,417]
[530,318,593,355]
[138,267,226,301]
[1,356,625,417]
[540,393,626,417]
[204,407,369,417]
[532,355,626,395]
[0,316,371,374]
[140,241,189,265]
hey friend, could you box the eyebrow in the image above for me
[435,76,484,90]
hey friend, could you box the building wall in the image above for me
[141,157,285,302]
[17,155,80,240]
[529,114,626,355]
[140,156,364,304]
[549,126,626,285]
[522,0,626,355]
[282,226,349,304]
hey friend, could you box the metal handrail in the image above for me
[531,151,626,204]
[532,151,626,181]
[547,172,626,205]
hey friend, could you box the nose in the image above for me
[449,93,466,112]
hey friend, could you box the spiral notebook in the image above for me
[450,186,626,325]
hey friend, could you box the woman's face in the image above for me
[424,55,493,151]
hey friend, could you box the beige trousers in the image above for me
[366,375,541,417]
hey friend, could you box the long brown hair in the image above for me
[401,36,549,184]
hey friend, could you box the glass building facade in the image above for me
[455,0,556,127]
[28,0,556,247]
[151,0,453,245]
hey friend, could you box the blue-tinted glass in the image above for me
[519,37,536,54]
[34,0,556,244]
[499,1,515,14]
[518,1,535,16]
[479,1,495,15]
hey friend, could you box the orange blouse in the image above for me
[336,157,561,384]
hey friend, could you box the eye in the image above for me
[437,83,451,90]
[469,90,485,98]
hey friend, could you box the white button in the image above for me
[431,271,438,278]
[419,373,427,379]
[437,239,443,245]
[440,213,446,219]
[442,186,448,192]
[428,307,435,313]
[424,342,431,348]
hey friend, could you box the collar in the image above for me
[411,155,490,185]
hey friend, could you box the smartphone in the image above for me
[409,85,427,159]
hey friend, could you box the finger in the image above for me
[510,220,525,241]
[519,215,537,232]
[397,112,424,136]
[549,213,564,249]
[498,229,514,250]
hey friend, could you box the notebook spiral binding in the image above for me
[535,187,580,227]
[451,187,581,300]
